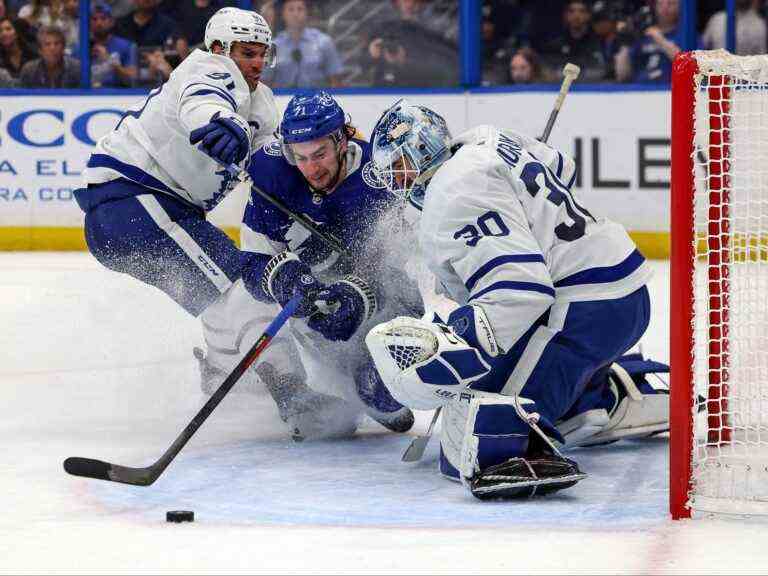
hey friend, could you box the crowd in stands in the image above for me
[0,0,766,89]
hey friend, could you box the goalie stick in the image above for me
[63,295,302,486]
[400,62,582,464]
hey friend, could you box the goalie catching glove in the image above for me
[365,305,499,410]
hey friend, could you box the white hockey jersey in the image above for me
[419,125,653,352]
[82,49,279,212]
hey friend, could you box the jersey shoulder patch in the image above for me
[263,139,283,157]
[362,161,386,189]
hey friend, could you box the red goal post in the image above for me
[671,50,768,519]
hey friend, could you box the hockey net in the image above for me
[671,50,768,518]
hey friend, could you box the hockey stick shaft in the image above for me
[63,294,302,486]
[226,164,347,255]
[540,63,581,143]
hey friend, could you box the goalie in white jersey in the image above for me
[74,8,289,392]
[366,100,669,500]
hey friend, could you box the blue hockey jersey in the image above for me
[240,137,415,306]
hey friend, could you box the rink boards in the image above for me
[0,89,672,257]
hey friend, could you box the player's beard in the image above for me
[309,149,347,195]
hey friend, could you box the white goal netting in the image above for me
[688,50,768,515]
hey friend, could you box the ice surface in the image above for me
[3,253,768,574]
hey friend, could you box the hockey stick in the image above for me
[400,62,582,464]
[540,63,581,143]
[226,164,347,255]
[63,294,302,486]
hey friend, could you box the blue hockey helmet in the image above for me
[280,90,346,150]
[370,99,452,210]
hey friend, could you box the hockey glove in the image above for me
[444,304,501,361]
[262,252,324,318]
[308,276,377,342]
[189,111,251,165]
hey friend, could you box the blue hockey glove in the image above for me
[262,252,324,318]
[189,111,250,165]
[308,276,377,342]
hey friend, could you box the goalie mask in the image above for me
[204,7,276,65]
[370,99,452,210]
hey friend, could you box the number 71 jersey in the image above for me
[418,125,652,352]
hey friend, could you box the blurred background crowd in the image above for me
[0,0,764,89]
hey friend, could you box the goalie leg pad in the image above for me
[558,355,670,447]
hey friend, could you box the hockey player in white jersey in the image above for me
[74,8,289,396]
[365,100,669,500]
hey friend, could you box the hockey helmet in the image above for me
[204,7,276,65]
[370,99,452,210]
[280,91,347,163]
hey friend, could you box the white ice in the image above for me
[3,253,768,575]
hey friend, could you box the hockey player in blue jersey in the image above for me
[74,7,289,396]
[220,90,424,439]
[365,100,669,500]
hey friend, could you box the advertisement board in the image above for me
[0,91,670,256]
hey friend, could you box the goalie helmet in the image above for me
[370,99,452,210]
[204,7,276,65]
[280,90,347,163]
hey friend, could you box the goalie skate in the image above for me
[470,454,587,500]
[559,361,669,448]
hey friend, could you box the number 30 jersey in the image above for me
[419,125,652,351]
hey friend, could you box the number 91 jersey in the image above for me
[418,125,652,352]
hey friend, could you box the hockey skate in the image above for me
[194,347,264,395]
[256,363,360,442]
[557,355,670,448]
[355,363,414,433]
[469,434,587,500]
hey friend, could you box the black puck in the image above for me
[166,510,194,523]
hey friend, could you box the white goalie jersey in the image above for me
[418,125,653,352]
[82,49,279,211]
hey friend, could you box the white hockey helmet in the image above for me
[204,7,276,65]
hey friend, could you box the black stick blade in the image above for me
[63,457,112,480]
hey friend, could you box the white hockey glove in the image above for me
[365,316,491,410]
[445,304,501,360]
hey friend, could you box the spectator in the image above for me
[0,17,37,78]
[615,0,681,83]
[17,0,67,27]
[0,64,17,84]
[163,0,217,48]
[255,0,277,31]
[90,2,137,87]
[61,0,78,49]
[114,0,174,47]
[19,24,80,86]
[480,0,529,86]
[0,0,10,19]
[591,0,622,81]
[364,0,459,87]
[508,47,545,84]
[260,0,343,88]
[540,0,609,82]
[702,0,766,56]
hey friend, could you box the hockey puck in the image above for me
[166,510,194,523]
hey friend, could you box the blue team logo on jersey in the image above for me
[263,140,282,157]
[362,161,386,189]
